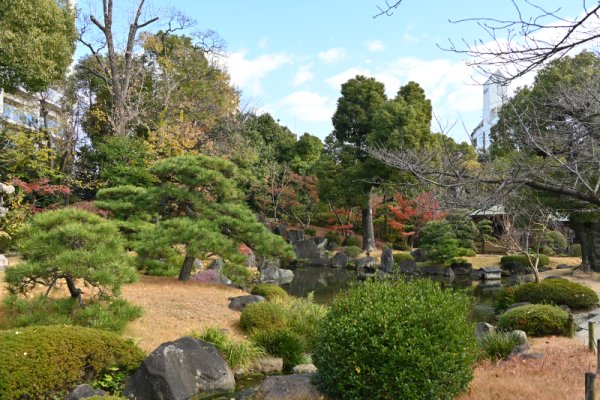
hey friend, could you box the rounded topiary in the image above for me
[251,328,305,371]
[497,304,570,336]
[240,301,287,332]
[343,235,361,247]
[0,325,144,400]
[345,246,362,258]
[393,252,414,264]
[513,279,598,309]
[313,280,477,400]
[251,283,288,300]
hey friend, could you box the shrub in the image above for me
[392,242,410,251]
[325,232,342,246]
[2,295,142,333]
[272,294,328,352]
[393,252,414,264]
[498,304,571,337]
[304,228,316,236]
[0,231,11,253]
[542,230,568,252]
[0,325,144,399]
[251,329,306,371]
[540,245,555,256]
[500,254,550,268]
[345,246,362,257]
[251,283,288,300]
[240,301,287,332]
[343,235,361,247]
[191,327,267,370]
[457,248,477,257]
[313,280,477,400]
[420,220,462,264]
[571,244,582,257]
[494,286,517,310]
[513,279,598,309]
[478,331,527,361]
[222,263,253,287]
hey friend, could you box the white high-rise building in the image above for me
[471,71,508,153]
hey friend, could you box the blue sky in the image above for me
[79,0,590,142]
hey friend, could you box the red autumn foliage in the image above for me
[388,192,445,238]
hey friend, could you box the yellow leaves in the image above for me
[355,366,361,374]
[463,159,481,172]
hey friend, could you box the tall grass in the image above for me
[192,327,267,370]
[271,292,327,351]
[478,331,527,361]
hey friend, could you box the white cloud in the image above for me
[293,63,315,86]
[402,33,420,44]
[318,47,347,64]
[278,91,334,123]
[257,37,269,49]
[223,50,292,95]
[366,40,385,52]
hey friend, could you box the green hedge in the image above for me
[393,252,414,264]
[313,280,477,399]
[500,254,550,267]
[240,301,287,332]
[251,284,288,300]
[497,304,571,337]
[513,279,598,309]
[0,325,144,399]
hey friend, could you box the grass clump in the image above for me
[513,279,598,309]
[345,246,362,257]
[497,304,571,337]
[251,329,306,371]
[251,283,288,300]
[272,293,327,351]
[313,280,477,400]
[478,331,527,361]
[240,301,287,332]
[2,295,142,333]
[0,325,144,399]
[191,327,266,370]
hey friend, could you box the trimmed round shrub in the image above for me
[313,280,477,400]
[500,254,550,268]
[393,252,414,264]
[497,304,570,336]
[343,236,361,247]
[513,279,598,309]
[240,301,287,332]
[0,325,144,399]
[251,329,306,371]
[345,246,362,257]
[251,283,288,300]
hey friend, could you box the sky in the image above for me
[78,0,592,143]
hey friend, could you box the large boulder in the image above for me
[475,322,496,339]
[272,223,288,238]
[354,256,378,272]
[123,337,235,400]
[379,247,394,273]
[288,230,304,244]
[398,259,421,275]
[410,248,428,262]
[293,239,321,260]
[330,252,349,268]
[257,257,280,271]
[313,237,328,250]
[259,268,294,284]
[451,262,473,276]
[228,295,265,312]
[65,384,107,400]
[253,374,326,400]
[420,265,455,278]
[189,269,232,285]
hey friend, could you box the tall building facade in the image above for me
[470,71,508,153]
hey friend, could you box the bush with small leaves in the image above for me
[251,283,289,300]
[513,279,598,309]
[251,329,306,371]
[343,236,361,247]
[345,246,362,257]
[0,325,144,400]
[478,331,527,361]
[497,304,571,337]
[500,254,550,268]
[313,280,477,400]
[240,301,287,332]
[392,252,414,264]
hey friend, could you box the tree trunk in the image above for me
[362,190,377,252]
[570,220,600,273]
[178,254,196,281]
[65,275,83,305]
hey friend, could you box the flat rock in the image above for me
[228,295,265,312]
[293,239,321,260]
[475,322,496,339]
[260,268,294,284]
[253,374,325,400]
[65,384,107,400]
[519,352,544,360]
[330,252,349,268]
[292,363,317,374]
[0,254,7,271]
[556,264,574,270]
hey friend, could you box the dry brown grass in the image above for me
[121,276,247,352]
[459,337,597,400]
